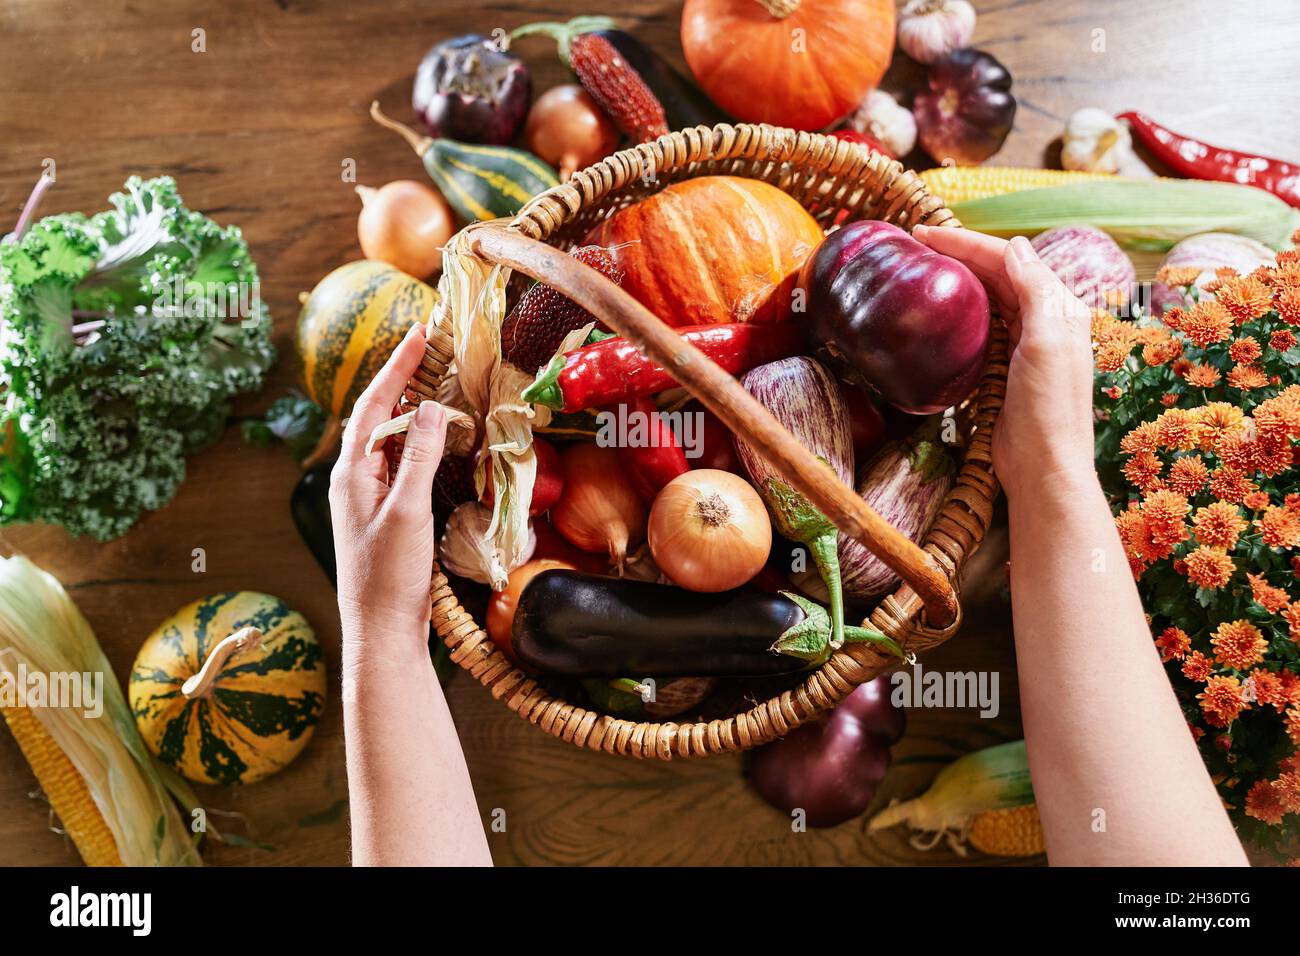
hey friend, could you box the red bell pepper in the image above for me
[521,322,803,414]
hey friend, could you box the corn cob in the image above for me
[919,166,1122,204]
[869,739,1036,857]
[968,803,1046,857]
[513,18,669,144]
[501,244,623,373]
[1,704,121,866]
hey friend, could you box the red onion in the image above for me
[1150,232,1276,315]
[1030,225,1136,311]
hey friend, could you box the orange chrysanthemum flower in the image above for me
[1247,573,1290,613]
[1215,275,1274,323]
[1276,770,1300,814]
[1157,265,1201,288]
[1288,707,1300,746]
[1229,336,1263,363]
[1184,545,1235,589]
[1244,779,1287,824]
[1120,421,1160,455]
[1142,335,1182,367]
[1167,456,1208,497]
[1209,468,1255,505]
[1253,436,1294,478]
[1155,626,1190,662]
[1194,403,1246,451]
[1259,505,1300,549]
[1199,675,1247,728]
[1244,490,1271,510]
[1228,362,1270,391]
[1180,300,1234,347]
[1142,490,1189,556]
[1102,384,1122,400]
[1210,620,1268,670]
[1271,329,1297,352]
[1182,650,1214,682]
[1155,408,1199,450]
[1094,340,1130,374]
[1181,363,1221,388]
[1282,671,1300,705]
[1268,263,1300,295]
[1160,393,1179,407]
[1277,286,1300,325]
[1249,668,1290,712]
[1254,387,1300,444]
[1192,501,1247,549]
[1122,450,1163,492]
[1283,603,1300,643]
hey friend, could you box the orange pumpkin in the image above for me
[583,176,825,327]
[680,0,896,131]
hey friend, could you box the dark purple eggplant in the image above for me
[801,221,991,415]
[413,34,531,145]
[798,425,955,602]
[749,675,906,828]
[734,357,853,648]
[513,570,901,678]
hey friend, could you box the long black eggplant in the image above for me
[513,570,902,678]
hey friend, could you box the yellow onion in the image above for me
[551,444,647,572]
[648,470,771,593]
[355,180,454,278]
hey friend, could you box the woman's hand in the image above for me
[912,226,1096,502]
[329,323,449,653]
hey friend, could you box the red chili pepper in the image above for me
[1119,111,1300,208]
[521,323,804,414]
[611,396,689,501]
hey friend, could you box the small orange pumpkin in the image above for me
[680,0,896,131]
[583,176,824,327]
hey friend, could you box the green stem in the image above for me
[520,354,566,409]
[807,532,845,649]
[510,16,616,65]
[842,625,906,660]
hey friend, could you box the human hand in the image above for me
[329,323,449,654]
[912,225,1096,503]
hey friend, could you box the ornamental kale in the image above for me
[0,176,275,540]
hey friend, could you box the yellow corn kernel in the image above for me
[968,803,1045,857]
[2,704,121,867]
[919,166,1122,205]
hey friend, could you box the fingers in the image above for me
[913,223,1021,323]
[339,323,429,469]
[1003,236,1090,346]
[386,401,448,519]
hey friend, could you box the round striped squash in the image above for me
[296,259,437,417]
[583,175,825,327]
[129,592,326,786]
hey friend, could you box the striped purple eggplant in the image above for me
[735,357,854,647]
[796,426,954,602]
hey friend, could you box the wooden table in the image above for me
[2,0,1296,867]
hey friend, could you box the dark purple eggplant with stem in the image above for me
[734,357,854,649]
[750,675,906,828]
[412,34,532,145]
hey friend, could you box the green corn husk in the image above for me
[868,739,1034,847]
[952,180,1300,252]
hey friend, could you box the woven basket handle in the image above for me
[468,224,960,629]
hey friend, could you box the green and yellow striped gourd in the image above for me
[129,591,326,786]
[295,259,437,418]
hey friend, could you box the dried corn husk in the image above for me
[0,555,201,866]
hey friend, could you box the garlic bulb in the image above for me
[848,90,917,159]
[1061,108,1144,175]
[439,501,536,590]
[897,0,977,65]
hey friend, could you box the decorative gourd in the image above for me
[129,592,326,786]
[680,0,896,130]
[295,260,437,417]
[583,176,825,327]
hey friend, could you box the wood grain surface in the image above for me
[1,0,1297,867]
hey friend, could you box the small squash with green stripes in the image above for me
[296,260,437,417]
[371,102,559,222]
[129,592,326,786]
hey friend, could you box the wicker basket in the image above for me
[398,123,1007,759]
